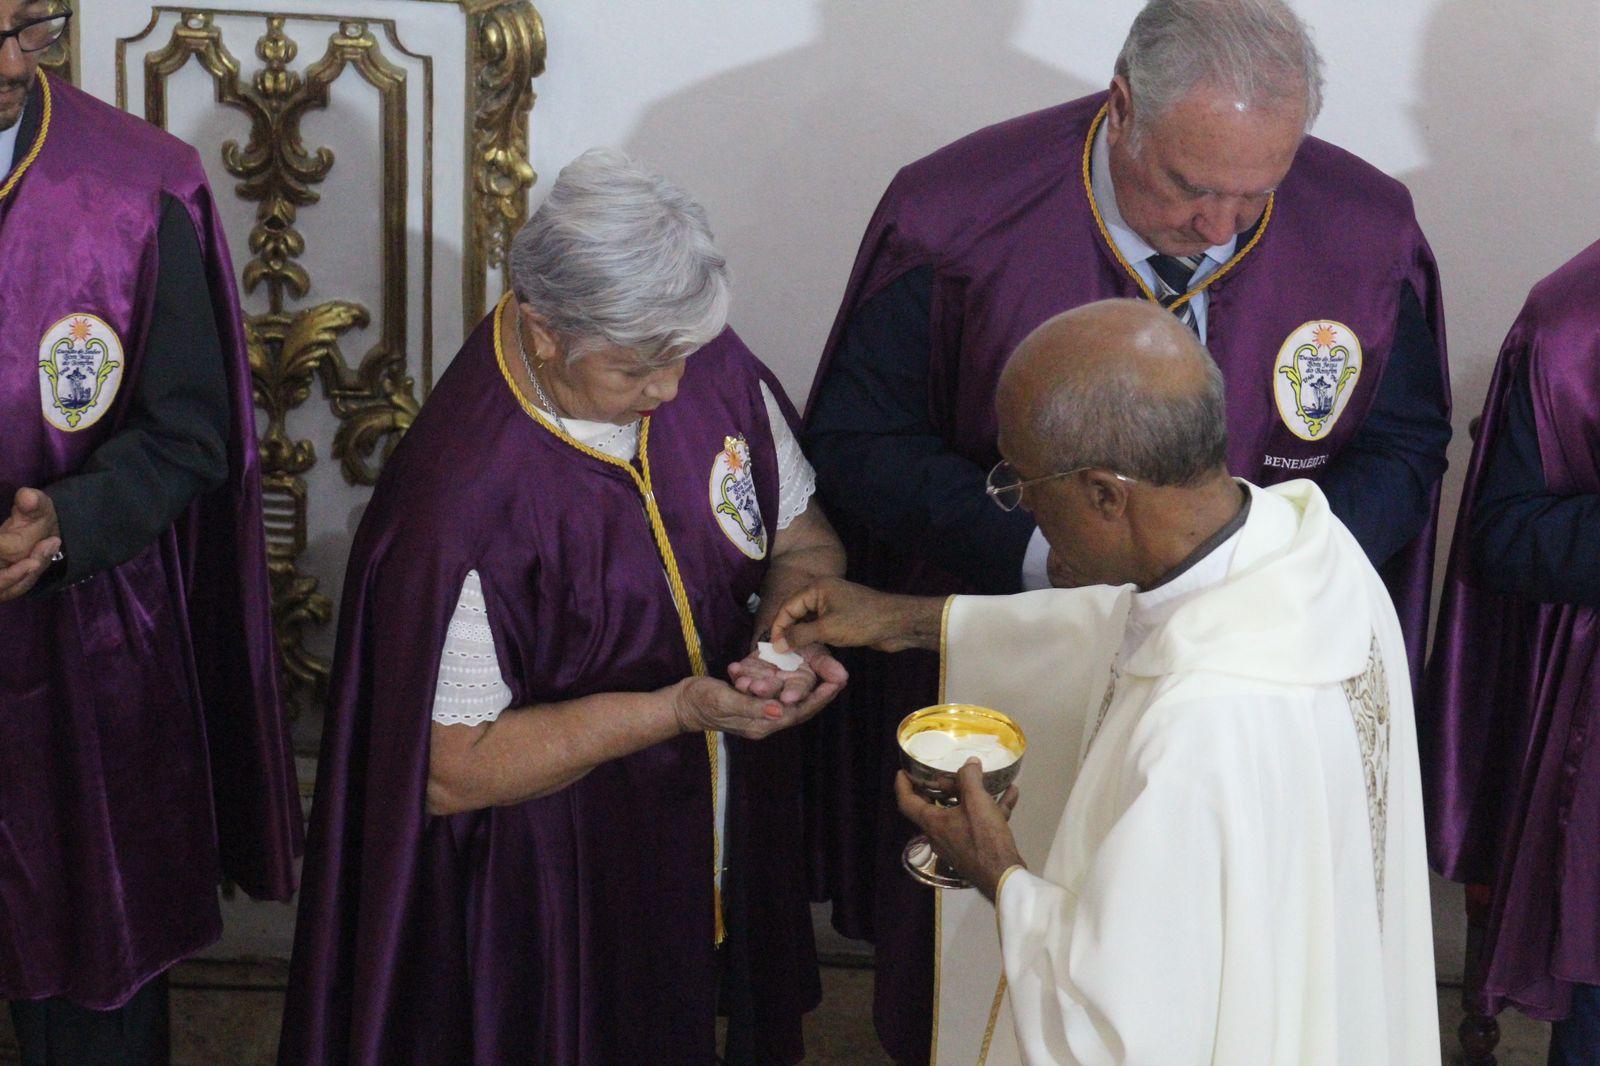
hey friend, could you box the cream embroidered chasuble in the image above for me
[930,481,1438,1065]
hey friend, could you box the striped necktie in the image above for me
[1148,253,1206,335]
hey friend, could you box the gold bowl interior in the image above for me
[896,704,1027,887]
[897,704,1026,759]
[896,704,1026,803]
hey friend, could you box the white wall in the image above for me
[530,0,1600,593]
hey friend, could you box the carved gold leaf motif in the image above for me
[143,12,418,721]
[463,2,544,319]
[107,4,543,729]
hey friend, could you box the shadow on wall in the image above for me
[623,0,1095,398]
[1399,0,1600,583]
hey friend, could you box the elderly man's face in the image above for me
[1105,78,1305,258]
[0,0,52,132]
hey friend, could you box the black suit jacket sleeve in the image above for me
[1317,280,1451,566]
[804,267,1037,594]
[1465,360,1600,606]
[41,193,231,589]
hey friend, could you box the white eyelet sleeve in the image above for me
[431,570,515,726]
[761,381,817,531]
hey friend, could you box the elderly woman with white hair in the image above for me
[278,148,846,1066]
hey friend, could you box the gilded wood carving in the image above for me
[140,11,420,719]
[463,2,544,320]
[66,3,544,725]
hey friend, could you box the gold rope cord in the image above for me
[0,68,52,204]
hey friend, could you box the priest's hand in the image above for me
[0,488,63,603]
[727,643,849,707]
[895,760,1023,902]
[670,673,843,740]
[769,577,944,654]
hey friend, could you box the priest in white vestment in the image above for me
[766,300,1439,1065]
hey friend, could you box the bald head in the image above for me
[998,300,1229,485]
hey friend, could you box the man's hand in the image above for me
[668,671,844,741]
[769,577,944,654]
[896,760,1023,902]
[727,643,849,707]
[0,488,62,602]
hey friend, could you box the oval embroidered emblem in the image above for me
[1273,320,1362,441]
[38,313,124,433]
[709,434,768,560]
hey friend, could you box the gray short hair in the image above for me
[1034,348,1229,487]
[1115,0,1324,142]
[509,147,730,366]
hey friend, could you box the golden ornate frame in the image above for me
[60,2,543,322]
[63,2,545,721]
[410,1,545,318]
[458,2,545,319]
[130,10,422,717]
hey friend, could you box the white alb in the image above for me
[933,480,1438,1066]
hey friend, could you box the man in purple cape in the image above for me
[0,6,301,1062]
[1425,239,1600,1062]
[801,1,1451,1059]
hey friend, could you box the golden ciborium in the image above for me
[896,704,1027,889]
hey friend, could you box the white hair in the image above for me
[509,147,730,367]
[1115,0,1325,146]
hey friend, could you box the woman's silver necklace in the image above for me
[515,317,639,454]
[514,318,569,434]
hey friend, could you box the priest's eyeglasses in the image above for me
[0,10,71,55]
[986,459,1137,512]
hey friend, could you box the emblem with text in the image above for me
[709,434,768,559]
[1273,320,1362,441]
[39,313,124,432]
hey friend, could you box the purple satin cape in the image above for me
[278,309,820,1065]
[801,92,1449,1061]
[0,73,299,1009]
[1424,239,1600,1020]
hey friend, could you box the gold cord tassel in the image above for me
[707,730,725,945]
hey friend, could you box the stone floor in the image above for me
[1436,988,1553,1066]
[0,959,892,1066]
[0,960,1557,1064]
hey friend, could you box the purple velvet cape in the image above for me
[801,92,1449,1061]
[277,308,821,1065]
[0,73,300,1009]
[1424,239,1600,1020]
